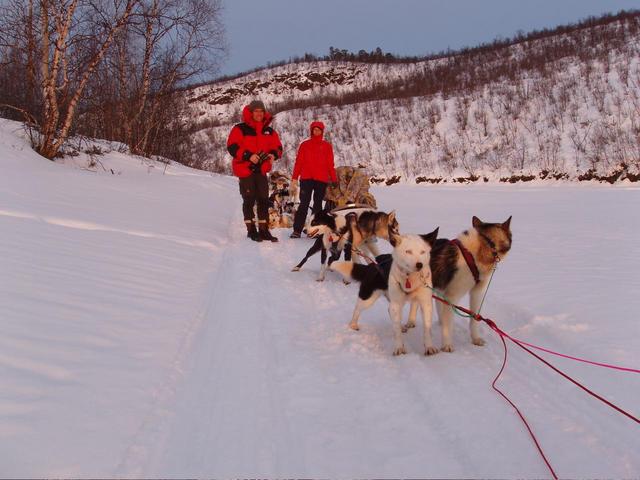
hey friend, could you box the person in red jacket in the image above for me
[290,121,338,238]
[227,100,283,242]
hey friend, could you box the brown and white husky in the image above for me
[405,216,512,352]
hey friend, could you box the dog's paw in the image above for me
[424,346,439,356]
[441,344,455,353]
[291,266,300,272]
[392,345,407,356]
[349,322,360,331]
[342,279,351,285]
[472,337,486,346]
[401,322,416,333]
[316,277,325,282]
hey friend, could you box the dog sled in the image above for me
[324,166,377,210]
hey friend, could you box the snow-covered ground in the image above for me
[1,119,639,478]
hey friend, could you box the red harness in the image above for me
[451,239,480,284]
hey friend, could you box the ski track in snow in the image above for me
[1,120,638,477]
[121,213,305,477]
[119,203,638,478]
[114,212,235,476]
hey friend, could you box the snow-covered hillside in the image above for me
[1,119,639,477]
[185,14,640,182]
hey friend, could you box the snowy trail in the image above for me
[1,121,638,477]
[134,217,469,477]
[137,221,307,476]
[129,200,638,478]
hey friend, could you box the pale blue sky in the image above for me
[219,0,640,76]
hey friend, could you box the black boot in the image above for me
[258,222,279,242]
[246,222,262,242]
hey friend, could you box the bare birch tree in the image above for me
[1,0,139,158]
[82,0,226,161]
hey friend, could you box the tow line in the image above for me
[431,293,639,479]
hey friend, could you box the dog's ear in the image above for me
[388,210,396,223]
[389,232,402,247]
[502,216,512,230]
[420,227,439,247]
[472,216,483,229]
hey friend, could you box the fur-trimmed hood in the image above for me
[242,105,274,129]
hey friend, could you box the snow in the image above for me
[1,119,639,477]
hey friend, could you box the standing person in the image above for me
[290,121,338,238]
[227,100,283,242]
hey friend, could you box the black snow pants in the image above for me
[239,172,269,223]
[293,179,328,234]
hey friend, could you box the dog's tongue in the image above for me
[405,278,411,289]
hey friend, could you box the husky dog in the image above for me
[291,209,354,282]
[331,228,440,356]
[268,171,297,230]
[292,208,395,282]
[269,171,298,214]
[269,207,293,229]
[409,216,512,352]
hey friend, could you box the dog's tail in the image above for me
[329,261,368,283]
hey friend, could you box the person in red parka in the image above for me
[227,100,283,242]
[290,121,338,238]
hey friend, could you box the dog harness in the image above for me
[451,239,480,284]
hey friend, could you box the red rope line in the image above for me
[431,293,640,478]
[494,325,640,424]
[490,327,558,479]
[506,337,640,373]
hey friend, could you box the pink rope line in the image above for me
[490,328,559,479]
[507,337,640,373]
[431,293,640,478]
[488,322,640,425]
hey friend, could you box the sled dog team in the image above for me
[294,208,513,356]
[226,99,513,355]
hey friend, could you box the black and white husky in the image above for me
[291,209,379,282]
[415,216,512,352]
[331,228,439,356]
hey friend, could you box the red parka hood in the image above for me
[309,121,325,139]
[242,105,274,128]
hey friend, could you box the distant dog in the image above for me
[410,216,512,352]
[291,209,354,282]
[268,171,297,229]
[270,171,297,213]
[269,207,293,229]
[331,228,440,356]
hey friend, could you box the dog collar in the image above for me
[400,269,430,292]
[451,239,480,284]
